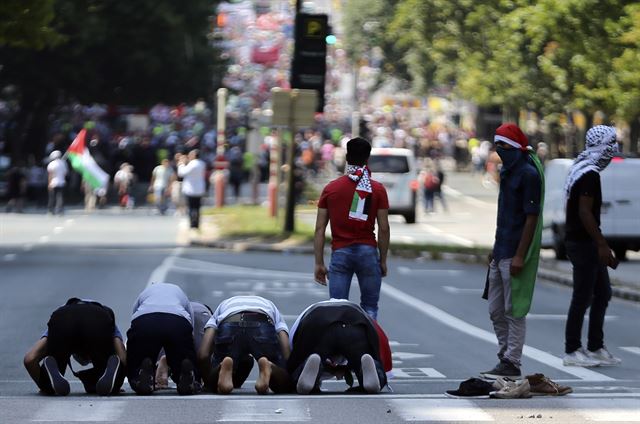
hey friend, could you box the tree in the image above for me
[0,0,223,161]
[0,0,60,49]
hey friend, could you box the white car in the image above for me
[367,148,419,223]
[542,157,640,259]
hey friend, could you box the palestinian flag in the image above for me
[66,129,109,190]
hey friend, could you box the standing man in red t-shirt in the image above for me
[313,137,390,320]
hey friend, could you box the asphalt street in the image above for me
[1,208,639,423]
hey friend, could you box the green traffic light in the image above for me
[325,34,337,45]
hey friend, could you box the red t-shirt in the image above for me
[318,175,389,250]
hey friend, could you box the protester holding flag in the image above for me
[313,137,390,320]
[65,129,109,202]
[46,151,68,215]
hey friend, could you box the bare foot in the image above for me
[155,356,169,390]
[255,357,272,395]
[218,357,234,394]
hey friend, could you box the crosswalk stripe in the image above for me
[571,399,640,422]
[32,400,126,422]
[389,399,493,421]
[218,399,310,422]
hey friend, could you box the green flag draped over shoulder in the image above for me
[510,152,545,318]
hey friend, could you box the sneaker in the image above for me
[587,347,622,366]
[563,348,601,367]
[445,378,495,399]
[526,373,572,396]
[43,356,70,396]
[480,360,521,380]
[177,359,199,395]
[361,354,381,394]
[296,354,321,395]
[491,379,531,399]
[132,358,154,395]
[96,355,121,396]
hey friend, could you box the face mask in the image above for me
[496,146,522,173]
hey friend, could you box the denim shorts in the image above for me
[212,321,285,369]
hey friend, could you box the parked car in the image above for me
[367,147,419,224]
[541,156,640,260]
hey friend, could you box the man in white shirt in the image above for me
[177,150,206,229]
[126,283,199,395]
[197,295,291,394]
[288,299,387,394]
[149,159,175,215]
[46,150,68,215]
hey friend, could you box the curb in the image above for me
[537,268,640,302]
[191,238,640,302]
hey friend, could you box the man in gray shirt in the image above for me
[126,283,199,395]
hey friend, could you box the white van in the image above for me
[542,157,640,259]
[367,148,419,223]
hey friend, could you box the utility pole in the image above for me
[284,91,298,233]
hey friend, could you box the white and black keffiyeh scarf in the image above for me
[346,164,372,221]
[564,125,618,198]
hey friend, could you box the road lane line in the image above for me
[3,253,16,261]
[527,314,618,321]
[442,285,484,294]
[38,236,49,243]
[146,247,183,288]
[398,267,464,276]
[381,282,614,381]
[621,347,640,356]
[420,224,475,247]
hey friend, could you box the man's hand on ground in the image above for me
[314,264,327,285]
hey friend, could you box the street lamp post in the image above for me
[214,87,228,208]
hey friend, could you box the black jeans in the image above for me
[126,313,198,385]
[565,240,612,353]
[290,322,386,390]
[47,187,65,214]
[43,303,123,394]
[187,196,201,228]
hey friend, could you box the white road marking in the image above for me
[381,282,614,382]
[146,247,183,288]
[64,219,74,226]
[22,244,33,251]
[621,347,640,356]
[419,224,476,247]
[389,341,420,347]
[218,399,310,422]
[398,266,464,276]
[443,185,494,208]
[32,400,125,422]
[3,253,16,261]
[572,399,640,422]
[392,352,433,361]
[442,285,484,294]
[389,399,493,421]
[527,314,618,321]
[392,368,446,379]
[52,226,64,234]
[38,236,49,243]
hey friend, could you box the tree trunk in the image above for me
[7,88,56,163]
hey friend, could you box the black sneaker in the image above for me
[43,356,70,396]
[177,359,199,396]
[445,378,496,398]
[96,355,121,396]
[132,358,154,395]
[480,360,521,380]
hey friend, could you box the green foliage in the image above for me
[0,0,61,49]
[373,0,640,123]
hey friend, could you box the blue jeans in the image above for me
[328,244,382,319]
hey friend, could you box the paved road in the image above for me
[1,211,639,423]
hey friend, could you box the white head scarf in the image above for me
[564,125,618,198]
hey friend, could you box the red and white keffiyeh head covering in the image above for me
[564,125,618,198]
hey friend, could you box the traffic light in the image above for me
[291,13,328,113]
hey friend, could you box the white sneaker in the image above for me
[587,347,622,366]
[296,354,321,395]
[563,348,601,367]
